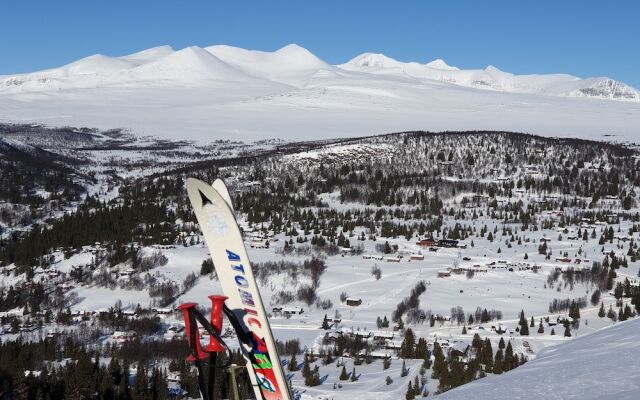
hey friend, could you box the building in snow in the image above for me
[346,297,362,306]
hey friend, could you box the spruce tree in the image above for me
[563,323,572,337]
[504,341,514,371]
[431,343,447,379]
[401,360,408,377]
[339,365,348,381]
[537,320,544,334]
[321,314,330,330]
[302,355,311,379]
[519,310,529,335]
[400,328,416,358]
[493,350,504,374]
[406,382,415,399]
[289,353,298,371]
[350,367,358,382]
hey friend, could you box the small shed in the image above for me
[346,297,362,307]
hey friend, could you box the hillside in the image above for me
[0,45,639,143]
[439,318,640,400]
[1,127,640,398]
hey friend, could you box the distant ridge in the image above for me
[0,44,638,142]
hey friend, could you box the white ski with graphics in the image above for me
[186,178,292,400]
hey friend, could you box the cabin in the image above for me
[434,314,451,322]
[167,372,181,383]
[495,325,509,334]
[370,351,394,359]
[372,331,394,341]
[417,238,436,247]
[437,271,451,278]
[282,307,304,316]
[121,310,137,318]
[449,342,471,361]
[557,316,573,324]
[20,324,38,333]
[250,241,268,249]
[353,330,372,339]
[384,340,403,350]
[153,307,173,315]
[385,256,401,263]
[118,268,136,278]
[346,297,362,307]
[166,325,185,334]
[410,254,424,261]
[45,329,62,339]
[112,331,137,343]
[437,239,459,248]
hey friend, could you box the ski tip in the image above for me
[212,177,226,187]
[186,178,212,208]
[212,178,234,211]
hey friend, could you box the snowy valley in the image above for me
[1,126,640,399]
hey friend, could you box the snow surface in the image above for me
[1,44,639,143]
[439,318,640,400]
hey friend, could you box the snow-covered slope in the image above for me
[205,43,332,86]
[0,44,639,142]
[341,54,639,100]
[440,318,640,400]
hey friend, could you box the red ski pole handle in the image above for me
[205,295,228,352]
[177,302,208,361]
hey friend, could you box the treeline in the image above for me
[433,334,527,393]
[0,200,176,271]
[0,135,84,207]
[0,333,255,400]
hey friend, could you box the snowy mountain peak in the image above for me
[344,53,402,69]
[425,58,459,71]
[121,45,175,64]
[568,77,640,101]
[273,43,331,68]
[61,54,135,75]
[484,65,507,74]
[131,45,252,82]
[275,43,311,54]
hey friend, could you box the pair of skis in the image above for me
[186,178,292,400]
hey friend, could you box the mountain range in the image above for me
[1,44,638,142]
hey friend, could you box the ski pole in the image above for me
[177,303,210,400]
[206,295,228,400]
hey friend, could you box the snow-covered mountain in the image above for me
[439,318,640,400]
[341,54,639,100]
[0,44,639,142]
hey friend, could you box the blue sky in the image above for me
[1,0,638,87]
